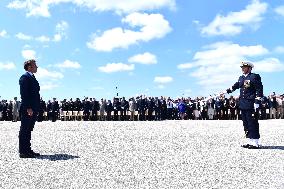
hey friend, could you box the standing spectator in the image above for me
[137,96,147,121]
[260,96,268,120]
[154,97,162,121]
[129,98,136,121]
[229,96,236,120]
[113,98,120,121]
[161,97,167,120]
[51,98,59,122]
[99,99,106,121]
[83,97,91,121]
[12,97,21,122]
[269,92,277,119]
[215,97,223,120]
[178,99,186,120]
[147,97,155,121]
[120,97,129,121]
[193,98,200,120]
[38,97,46,122]
[166,97,174,120]
[276,95,284,119]
[105,100,113,121]
[207,97,215,120]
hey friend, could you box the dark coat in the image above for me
[228,72,263,110]
[19,72,40,112]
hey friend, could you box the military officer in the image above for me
[225,61,263,149]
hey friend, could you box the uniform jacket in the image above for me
[19,72,40,112]
[228,72,263,110]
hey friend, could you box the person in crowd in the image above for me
[99,98,106,121]
[120,97,129,121]
[269,92,277,119]
[38,97,46,122]
[166,97,174,120]
[207,96,215,120]
[105,100,113,121]
[178,99,187,120]
[229,96,237,120]
[12,97,21,122]
[129,98,136,121]
[51,98,59,122]
[83,97,91,121]
[276,95,284,119]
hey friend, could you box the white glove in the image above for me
[254,103,259,110]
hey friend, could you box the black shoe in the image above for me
[241,144,250,148]
[248,145,260,149]
[30,151,40,156]
[19,153,36,158]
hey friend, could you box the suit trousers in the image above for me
[19,110,37,154]
[241,109,260,139]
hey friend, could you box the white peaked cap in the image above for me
[240,61,254,68]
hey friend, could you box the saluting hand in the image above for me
[27,108,33,116]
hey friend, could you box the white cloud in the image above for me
[15,33,33,40]
[15,21,68,43]
[87,12,172,51]
[128,52,157,64]
[0,30,8,38]
[177,63,196,70]
[36,35,50,42]
[55,60,81,69]
[201,0,268,36]
[275,5,284,16]
[54,21,69,42]
[154,76,173,84]
[178,41,279,93]
[35,67,64,80]
[41,82,59,90]
[98,63,134,73]
[254,58,284,72]
[7,0,176,17]
[274,46,284,54]
[22,50,36,60]
[0,62,16,70]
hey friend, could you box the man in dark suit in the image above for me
[225,61,263,149]
[19,59,41,158]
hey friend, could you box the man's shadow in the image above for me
[260,146,284,150]
[36,154,80,161]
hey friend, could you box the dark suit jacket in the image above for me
[228,72,263,110]
[19,72,40,112]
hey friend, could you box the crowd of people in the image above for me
[0,92,283,122]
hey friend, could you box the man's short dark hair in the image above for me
[24,59,36,71]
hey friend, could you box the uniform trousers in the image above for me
[241,109,260,139]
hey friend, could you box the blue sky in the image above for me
[0,0,284,101]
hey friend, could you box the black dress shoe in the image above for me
[19,153,36,158]
[241,144,250,148]
[248,145,260,149]
[30,151,40,156]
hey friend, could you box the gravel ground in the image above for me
[0,120,283,189]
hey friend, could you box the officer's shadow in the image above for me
[36,154,80,161]
[260,146,284,150]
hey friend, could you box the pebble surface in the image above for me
[0,120,283,189]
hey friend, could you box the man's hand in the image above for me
[27,108,33,116]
